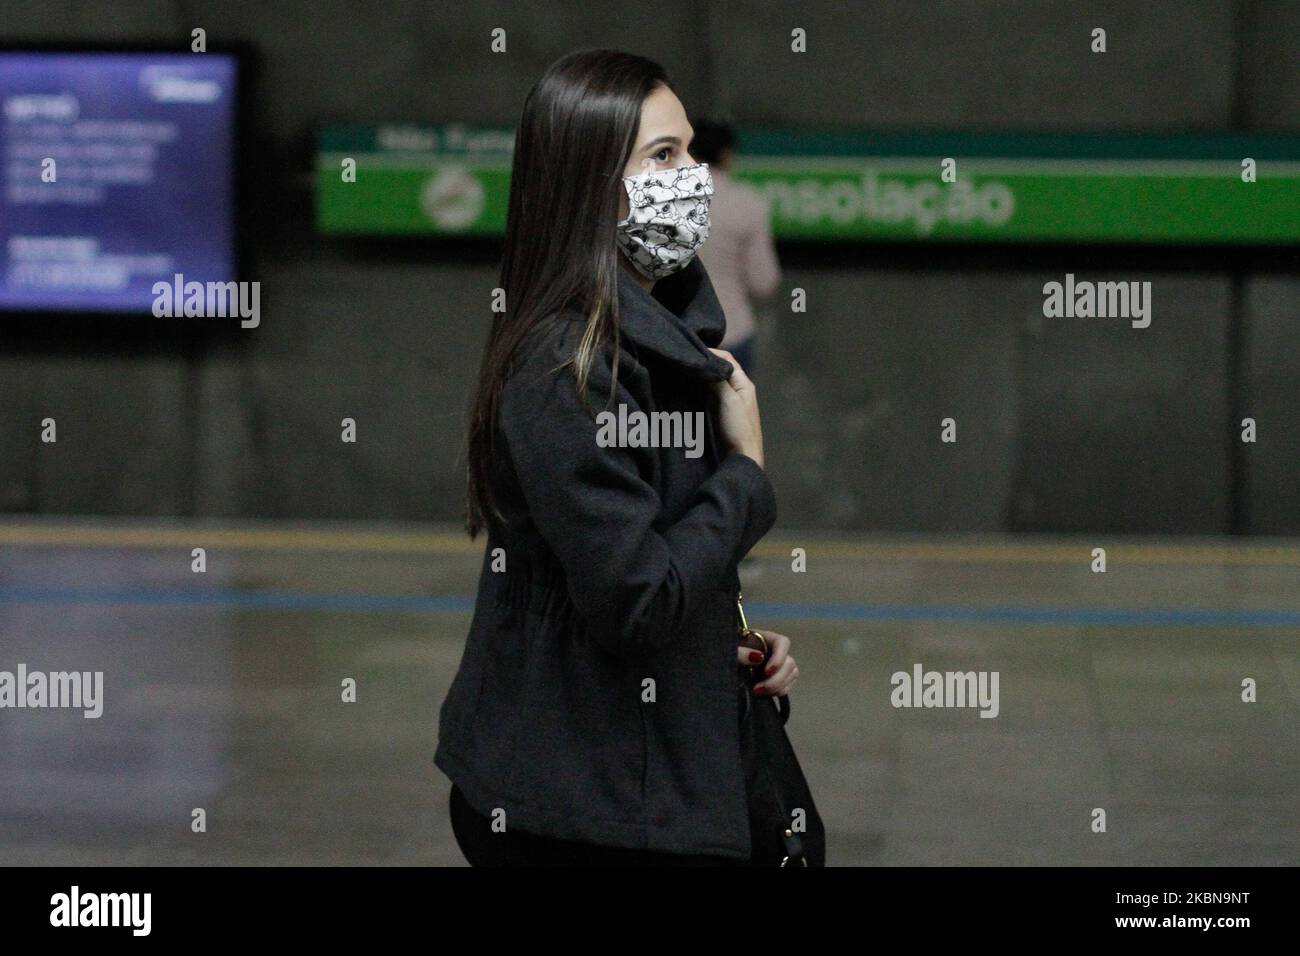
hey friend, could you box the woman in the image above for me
[434,48,799,866]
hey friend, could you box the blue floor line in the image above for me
[0,586,1298,627]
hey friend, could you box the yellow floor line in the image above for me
[0,525,482,554]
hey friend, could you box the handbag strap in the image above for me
[763,699,807,866]
[737,593,806,864]
[746,689,806,865]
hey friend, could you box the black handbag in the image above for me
[736,594,826,867]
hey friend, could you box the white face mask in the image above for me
[615,161,714,280]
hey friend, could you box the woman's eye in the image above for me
[654,147,672,163]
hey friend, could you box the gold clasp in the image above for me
[737,591,768,660]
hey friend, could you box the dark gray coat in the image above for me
[433,256,777,860]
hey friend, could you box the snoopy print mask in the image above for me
[615,161,714,280]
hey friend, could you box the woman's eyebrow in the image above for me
[639,135,681,152]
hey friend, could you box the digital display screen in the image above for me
[0,51,237,313]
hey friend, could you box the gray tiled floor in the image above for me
[0,521,1296,865]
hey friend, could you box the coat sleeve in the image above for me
[498,339,777,658]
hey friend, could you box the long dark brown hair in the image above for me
[465,49,672,538]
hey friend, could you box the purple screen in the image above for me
[0,52,237,313]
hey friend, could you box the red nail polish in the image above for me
[753,686,767,696]
[748,651,763,663]
[765,665,776,676]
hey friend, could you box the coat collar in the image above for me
[616,257,736,382]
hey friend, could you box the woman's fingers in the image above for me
[754,655,798,697]
[710,347,737,370]
[708,347,754,392]
[735,629,787,667]
[755,631,793,695]
[734,631,797,696]
[761,631,791,675]
[707,347,764,467]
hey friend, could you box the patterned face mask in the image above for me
[615,161,714,280]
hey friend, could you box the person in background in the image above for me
[690,119,782,376]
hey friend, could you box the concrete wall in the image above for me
[2,0,1297,531]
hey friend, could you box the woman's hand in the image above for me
[708,348,764,469]
[735,631,798,696]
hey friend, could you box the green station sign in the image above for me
[316,124,1300,244]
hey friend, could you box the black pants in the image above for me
[449,783,752,867]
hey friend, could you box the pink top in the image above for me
[698,168,782,348]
